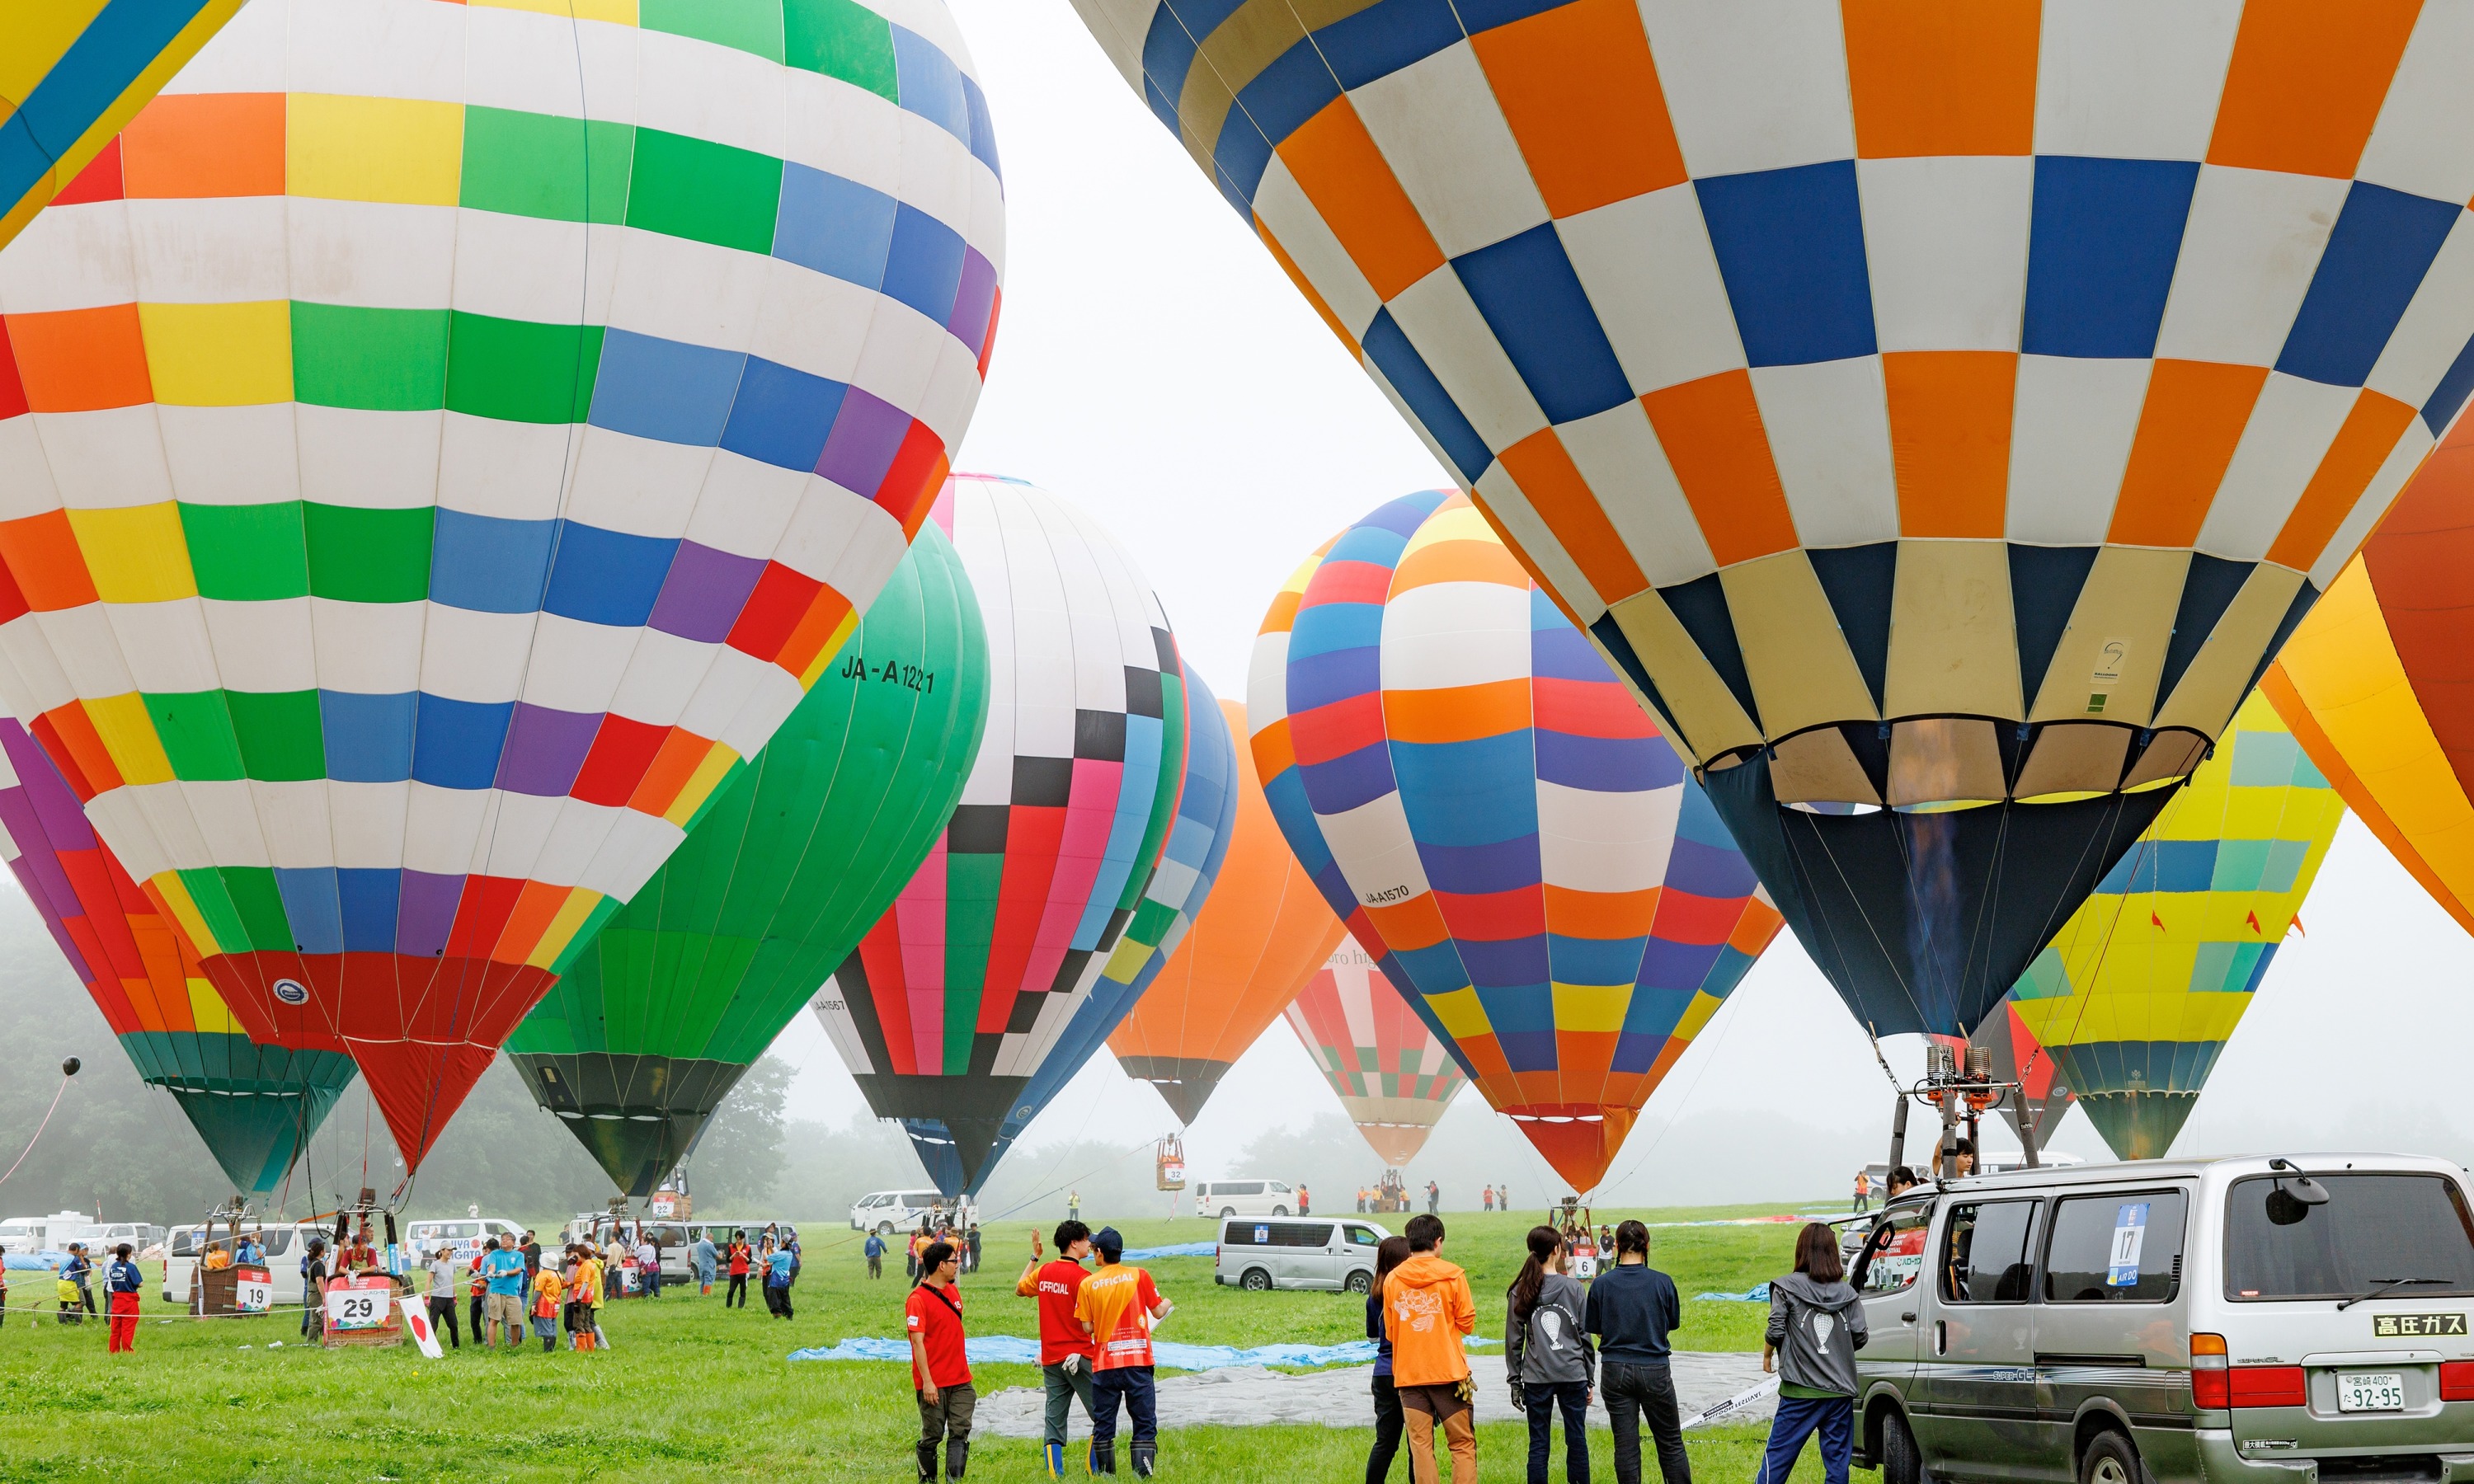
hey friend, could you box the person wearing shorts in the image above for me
[481,1233,527,1349]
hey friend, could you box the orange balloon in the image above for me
[1110,698,1347,1122]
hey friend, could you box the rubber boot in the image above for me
[944,1439,969,1480]
[1089,1441,1116,1476]
[1131,1443,1155,1478]
[1045,1442,1067,1478]
[915,1439,936,1483]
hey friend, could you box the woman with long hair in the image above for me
[1507,1225,1594,1484]
[1366,1235,1413,1483]
[1758,1222,1869,1484]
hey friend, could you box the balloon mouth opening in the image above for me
[1507,1114,1605,1124]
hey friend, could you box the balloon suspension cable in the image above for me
[0,1062,78,1189]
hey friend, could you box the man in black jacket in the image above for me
[1583,1220,1689,1484]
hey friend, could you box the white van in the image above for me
[404,1217,523,1263]
[1194,1180,1302,1219]
[1215,1217,1390,1293]
[1848,1153,2474,1484]
[162,1222,325,1307]
[0,1211,109,1253]
[850,1190,973,1235]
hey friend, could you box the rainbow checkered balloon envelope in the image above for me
[2008,689,2343,1161]
[0,717,355,1197]
[1284,933,1468,1169]
[0,0,244,250]
[0,0,1003,1171]
[1074,0,2474,1042]
[1248,491,1784,1192]
[813,475,1188,1195]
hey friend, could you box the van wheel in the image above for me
[2079,1430,2143,1484]
[876,1222,893,1237]
[1219,1208,1236,1219]
[1272,1206,1288,1217]
[1241,1268,1272,1292]
[1879,1409,1922,1484]
[1345,1270,1372,1294]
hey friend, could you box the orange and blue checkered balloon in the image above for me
[1247,491,1782,1191]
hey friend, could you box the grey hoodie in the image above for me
[1507,1271,1596,1388]
[1766,1272,1867,1396]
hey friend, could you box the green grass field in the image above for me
[0,1205,1855,1482]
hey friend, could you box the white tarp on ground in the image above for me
[976,1350,1776,1438]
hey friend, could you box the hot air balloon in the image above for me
[1109,695,1345,1124]
[1250,491,1784,1190]
[2008,691,2340,1159]
[2265,412,2474,937]
[0,718,355,1197]
[812,475,1188,1194]
[1959,998,2074,1151]
[1284,934,1467,1168]
[507,522,988,1195]
[0,0,1004,1173]
[0,0,242,247]
[1072,0,2474,1041]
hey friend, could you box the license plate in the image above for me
[2336,1371,2406,1412]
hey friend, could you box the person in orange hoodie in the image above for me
[1384,1213,1478,1484]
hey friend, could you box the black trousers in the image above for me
[426,1295,461,1348]
[1367,1372,1404,1483]
[726,1274,748,1307]
[764,1282,793,1319]
[1526,1379,1592,1484]
[1603,1362,1691,1484]
[469,1292,486,1341]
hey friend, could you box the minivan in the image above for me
[1214,1217,1390,1293]
[1194,1180,1302,1219]
[405,1218,524,1262]
[1846,1153,2474,1484]
[163,1222,325,1307]
[850,1190,974,1235]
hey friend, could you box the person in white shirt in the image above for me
[424,1248,461,1350]
[637,1236,661,1298]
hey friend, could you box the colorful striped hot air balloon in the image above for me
[2265,412,2474,937]
[0,718,355,1197]
[508,523,988,1196]
[0,0,1003,1172]
[812,476,1187,1194]
[1249,491,1784,1190]
[1284,934,1466,1168]
[1108,695,1345,1125]
[2008,692,2342,1159]
[0,0,242,247]
[1071,0,2474,1043]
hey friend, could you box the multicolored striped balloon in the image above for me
[0,0,1003,1171]
[509,520,988,1197]
[1284,934,1466,1169]
[2009,690,2341,1159]
[0,0,242,247]
[1074,0,2474,1041]
[0,717,355,1196]
[814,475,1186,1193]
[2265,411,2474,938]
[1249,491,1783,1190]
[1108,695,1346,1125]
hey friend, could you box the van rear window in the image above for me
[2045,1190,2187,1303]
[2225,1173,2474,1302]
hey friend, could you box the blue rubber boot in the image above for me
[1044,1442,1066,1478]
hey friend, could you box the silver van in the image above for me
[1848,1153,2474,1484]
[1214,1217,1389,1294]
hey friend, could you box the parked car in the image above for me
[849,1190,974,1236]
[1846,1153,2474,1484]
[1214,1217,1389,1294]
[404,1217,524,1262]
[1193,1180,1302,1219]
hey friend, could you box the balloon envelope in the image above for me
[1070,0,2474,1039]
[813,476,1188,1194]
[0,719,354,1196]
[1109,696,1345,1125]
[0,0,241,247]
[2265,413,2474,937]
[0,0,1003,1170]
[508,521,989,1195]
[1250,491,1783,1190]
[1966,998,2073,1152]
[2008,691,2340,1159]
[1284,934,1466,1168]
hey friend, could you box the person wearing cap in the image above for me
[104,1243,143,1352]
[907,1239,973,1481]
[1072,1226,1173,1477]
[1015,1220,1098,1477]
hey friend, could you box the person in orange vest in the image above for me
[1073,1228,1173,1477]
[1385,1213,1478,1484]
